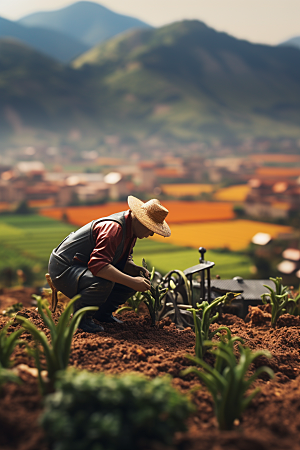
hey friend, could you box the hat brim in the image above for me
[128,196,171,237]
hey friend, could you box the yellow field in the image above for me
[151,220,292,251]
[213,185,250,202]
[161,184,213,197]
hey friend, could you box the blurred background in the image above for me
[0,0,300,289]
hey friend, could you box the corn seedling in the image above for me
[141,259,169,326]
[286,287,300,316]
[182,334,274,430]
[0,320,24,368]
[116,291,145,315]
[261,277,289,327]
[16,295,98,393]
[189,292,240,359]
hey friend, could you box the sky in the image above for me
[1,0,300,45]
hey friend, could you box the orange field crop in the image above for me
[213,185,250,202]
[0,202,10,211]
[28,199,55,208]
[255,167,300,178]
[40,201,234,226]
[249,154,300,163]
[161,184,213,197]
[151,220,292,251]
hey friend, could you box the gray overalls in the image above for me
[48,211,135,319]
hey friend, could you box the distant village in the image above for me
[0,147,299,226]
[0,143,299,285]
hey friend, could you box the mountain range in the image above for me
[1,1,151,62]
[1,2,300,145]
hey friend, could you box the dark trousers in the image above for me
[48,251,135,318]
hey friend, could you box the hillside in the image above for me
[2,20,300,144]
[73,20,300,140]
[0,16,89,62]
[0,39,91,134]
[18,1,152,47]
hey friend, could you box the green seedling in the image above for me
[261,277,289,327]
[286,287,300,316]
[140,259,168,326]
[2,302,23,317]
[116,291,145,315]
[182,332,274,430]
[189,292,240,359]
[16,295,98,394]
[0,320,24,368]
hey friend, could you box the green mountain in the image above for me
[18,1,152,47]
[2,20,300,145]
[72,21,300,140]
[0,16,89,62]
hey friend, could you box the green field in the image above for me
[134,240,252,279]
[0,214,252,286]
[0,215,75,286]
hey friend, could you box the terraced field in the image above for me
[0,214,253,284]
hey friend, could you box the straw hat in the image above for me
[127,195,171,237]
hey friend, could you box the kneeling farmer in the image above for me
[48,196,171,333]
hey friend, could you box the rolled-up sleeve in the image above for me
[88,221,122,276]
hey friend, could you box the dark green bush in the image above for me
[40,369,194,450]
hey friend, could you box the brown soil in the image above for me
[1,288,300,450]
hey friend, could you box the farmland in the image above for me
[255,167,300,178]
[0,213,253,284]
[161,184,214,197]
[151,219,292,251]
[40,201,235,225]
[0,202,292,285]
[213,184,250,202]
[134,239,252,278]
[0,215,75,285]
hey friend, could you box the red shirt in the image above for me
[88,210,136,276]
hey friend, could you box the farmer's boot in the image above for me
[78,314,104,333]
[94,302,123,324]
[94,283,135,324]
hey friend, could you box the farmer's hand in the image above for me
[124,261,150,279]
[139,267,150,279]
[130,276,151,292]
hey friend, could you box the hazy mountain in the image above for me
[2,20,300,143]
[280,36,300,50]
[0,16,89,62]
[0,38,92,133]
[18,1,152,47]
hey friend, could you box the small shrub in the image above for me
[40,369,194,450]
[182,331,274,430]
[16,295,98,393]
[261,277,289,327]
